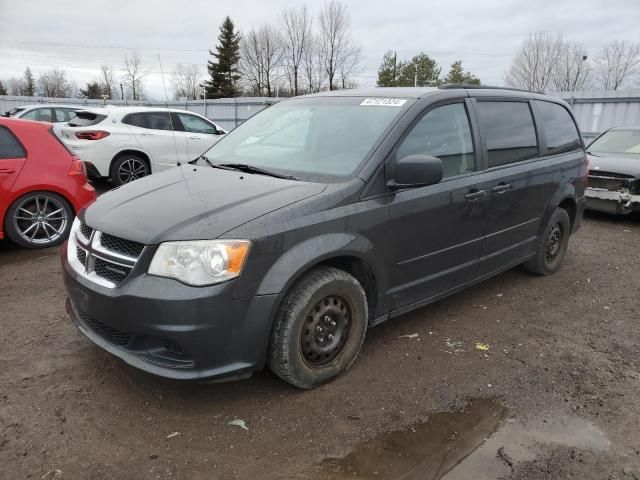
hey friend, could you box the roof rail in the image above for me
[438,83,540,94]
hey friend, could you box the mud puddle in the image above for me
[313,398,609,480]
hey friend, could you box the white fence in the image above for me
[0,95,280,131]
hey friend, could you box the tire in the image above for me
[523,207,571,275]
[268,266,368,389]
[4,191,73,249]
[110,154,150,186]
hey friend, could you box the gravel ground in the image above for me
[1,211,639,480]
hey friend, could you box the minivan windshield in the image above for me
[588,129,640,157]
[202,96,412,181]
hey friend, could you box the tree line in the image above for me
[376,52,480,87]
[505,33,640,92]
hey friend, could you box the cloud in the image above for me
[1,0,638,98]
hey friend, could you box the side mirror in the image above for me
[388,154,444,190]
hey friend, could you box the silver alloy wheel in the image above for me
[118,158,148,184]
[12,194,68,246]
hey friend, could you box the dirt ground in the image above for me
[1,210,640,480]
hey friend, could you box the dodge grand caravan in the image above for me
[62,86,587,389]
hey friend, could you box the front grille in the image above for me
[588,171,634,192]
[71,222,146,288]
[78,310,133,347]
[76,246,87,265]
[100,233,145,258]
[79,223,93,240]
[94,258,132,284]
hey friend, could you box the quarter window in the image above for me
[535,101,582,154]
[476,101,538,167]
[0,127,26,158]
[396,103,475,178]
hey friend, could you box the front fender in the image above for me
[253,233,384,297]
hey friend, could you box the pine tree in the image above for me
[203,17,241,99]
[376,51,398,87]
[0,80,7,96]
[80,81,105,99]
[398,53,441,87]
[444,61,481,85]
[23,67,35,96]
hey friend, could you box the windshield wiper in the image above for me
[190,155,238,171]
[218,163,298,180]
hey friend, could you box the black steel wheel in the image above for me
[523,207,571,275]
[269,267,368,389]
[4,191,73,249]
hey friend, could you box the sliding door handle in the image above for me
[464,189,486,202]
[491,183,513,194]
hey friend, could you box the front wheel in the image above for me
[523,208,571,275]
[268,267,368,389]
[110,154,149,186]
[4,191,73,249]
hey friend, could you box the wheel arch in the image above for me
[538,183,578,236]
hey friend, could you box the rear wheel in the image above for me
[4,191,73,249]
[110,154,149,186]
[523,208,571,275]
[268,267,368,389]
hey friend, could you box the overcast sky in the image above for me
[1,0,639,99]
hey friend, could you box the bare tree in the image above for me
[172,64,202,100]
[593,41,640,90]
[338,42,362,89]
[318,0,361,90]
[281,5,312,96]
[505,32,565,92]
[6,77,25,96]
[239,25,284,97]
[122,52,147,101]
[302,35,324,93]
[551,42,591,91]
[37,68,72,97]
[100,65,115,99]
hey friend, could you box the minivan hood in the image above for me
[84,166,326,244]
[588,153,640,178]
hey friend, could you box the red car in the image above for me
[0,118,96,248]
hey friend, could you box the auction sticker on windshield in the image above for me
[360,98,407,107]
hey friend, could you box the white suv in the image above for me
[3,104,79,123]
[59,106,226,185]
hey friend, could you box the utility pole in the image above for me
[392,51,397,86]
[120,83,124,101]
[414,72,418,87]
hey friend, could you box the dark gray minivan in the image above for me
[62,86,587,388]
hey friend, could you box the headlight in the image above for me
[148,240,251,286]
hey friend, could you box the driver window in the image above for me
[177,113,216,134]
[396,103,475,178]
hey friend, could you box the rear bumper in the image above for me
[62,244,279,381]
[585,188,640,214]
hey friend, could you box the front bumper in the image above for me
[62,244,278,381]
[585,188,640,214]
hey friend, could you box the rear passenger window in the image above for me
[396,103,475,178]
[0,127,26,158]
[122,113,147,128]
[535,101,582,154]
[476,101,538,167]
[143,112,173,131]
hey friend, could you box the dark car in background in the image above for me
[585,126,640,214]
[61,86,587,389]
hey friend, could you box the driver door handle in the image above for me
[189,136,201,140]
[464,189,487,202]
[491,183,513,194]
[0,168,15,174]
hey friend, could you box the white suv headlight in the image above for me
[148,240,251,286]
